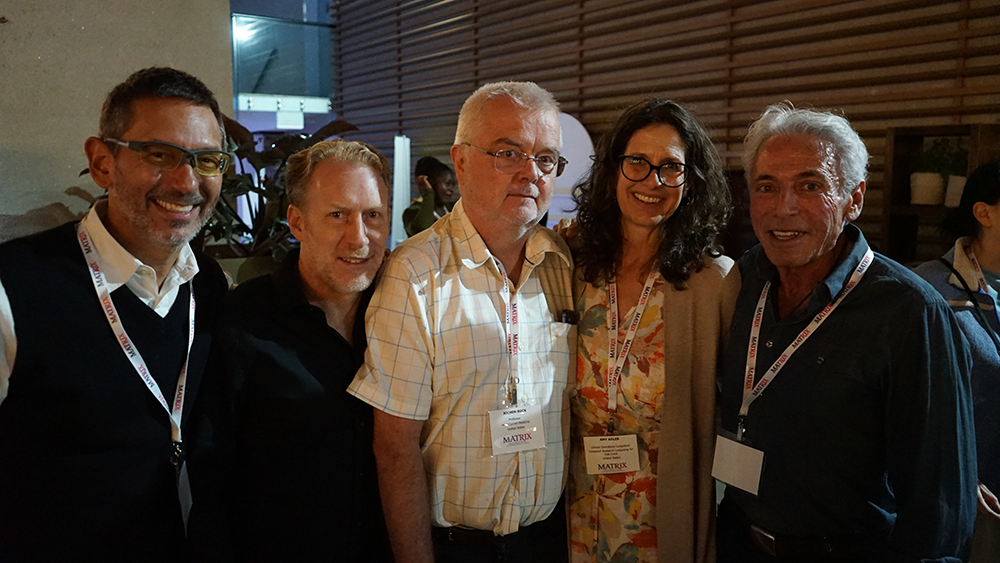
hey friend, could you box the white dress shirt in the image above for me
[0,201,199,404]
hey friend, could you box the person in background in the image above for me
[716,103,976,562]
[563,98,738,563]
[403,155,459,236]
[350,81,575,563]
[0,67,229,560]
[914,159,1000,563]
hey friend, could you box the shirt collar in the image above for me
[751,223,868,309]
[449,199,573,272]
[950,237,1000,299]
[81,200,199,291]
[272,247,376,346]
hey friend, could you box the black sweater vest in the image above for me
[0,222,226,562]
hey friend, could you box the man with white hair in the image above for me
[350,82,576,563]
[714,103,977,561]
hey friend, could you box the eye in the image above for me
[753,183,773,193]
[662,162,684,172]
[803,182,821,191]
[367,210,382,219]
[536,154,557,166]
[497,149,518,159]
[626,156,646,165]
[330,211,342,219]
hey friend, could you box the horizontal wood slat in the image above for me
[331,0,1000,253]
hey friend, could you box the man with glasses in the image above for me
[350,81,576,563]
[0,67,229,560]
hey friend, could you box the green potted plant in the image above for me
[197,115,358,282]
[909,137,968,205]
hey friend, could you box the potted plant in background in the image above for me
[196,115,358,283]
[909,137,968,205]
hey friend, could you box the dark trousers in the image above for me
[432,497,568,563]
[717,496,883,563]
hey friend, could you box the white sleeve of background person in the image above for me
[0,277,16,406]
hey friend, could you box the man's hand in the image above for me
[374,410,435,563]
[978,482,1000,520]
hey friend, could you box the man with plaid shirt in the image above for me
[349,81,576,563]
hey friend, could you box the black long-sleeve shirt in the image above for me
[719,225,977,562]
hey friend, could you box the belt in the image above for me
[747,523,887,558]
[432,525,526,545]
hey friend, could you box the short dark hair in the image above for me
[415,156,454,183]
[573,98,731,289]
[99,67,225,147]
[941,159,1000,241]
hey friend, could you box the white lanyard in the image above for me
[494,258,520,405]
[605,268,658,433]
[76,224,194,449]
[966,245,991,294]
[737,248,873,441]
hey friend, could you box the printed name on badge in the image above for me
[488,403,546,456]
[583,434,640,475]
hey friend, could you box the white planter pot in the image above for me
[944,175,967,208]
[910,172,945,205]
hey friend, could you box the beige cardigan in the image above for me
[654,255,740,563]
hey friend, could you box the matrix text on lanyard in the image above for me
[77,224,195,460]
[605,267,658,434]
[737,248,874,442]
[494,258,520,406]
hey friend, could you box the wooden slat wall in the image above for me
[331,0,1000,249]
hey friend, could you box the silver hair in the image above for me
[743,102,869,194]
[454,81,561,146]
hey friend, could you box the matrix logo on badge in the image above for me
[502,432,532,444]
[597,462,628,471]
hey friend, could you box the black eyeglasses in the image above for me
[105,138,232,177]
[462,143,567,177]
[618,155,688,187]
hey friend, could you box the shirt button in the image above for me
[765,340,773,348]
[817,356,824,364]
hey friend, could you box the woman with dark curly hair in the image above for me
[562,98,740,563]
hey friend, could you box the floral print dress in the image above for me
[569,276,666,563]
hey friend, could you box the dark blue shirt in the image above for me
[719,225,977,562]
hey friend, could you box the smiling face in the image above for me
[288,159,389,301]
[616,124,688,241]
[91,97,223,260]
[749,134,864,279]
[451,97,561,241]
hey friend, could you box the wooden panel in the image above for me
[331,0,1000,256]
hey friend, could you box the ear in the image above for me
[84,137,115,190]
[287,204,306,242]
[845,180,866,222]
[451,144,469,188]
[973,201,996,229]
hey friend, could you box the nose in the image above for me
[162,160,200,196]
[517,157,544,183]
[776,186,799,215]
[342,214,370,250]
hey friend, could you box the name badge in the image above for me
[712,435,764,495]
[583,434,640,474]
[488,403,546,456]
